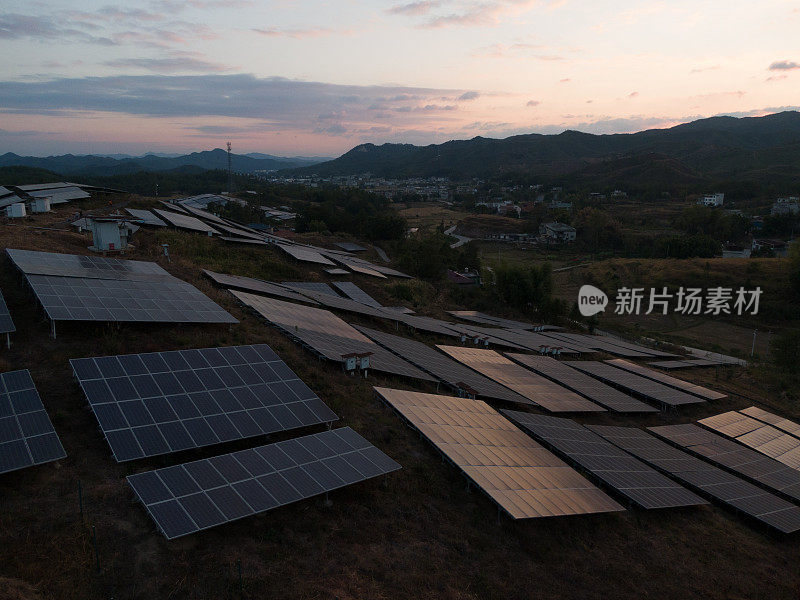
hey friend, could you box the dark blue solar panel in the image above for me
[0,370,66,475]
[71,344,339,462]
[0,289,16,335]
[127,427,400,539]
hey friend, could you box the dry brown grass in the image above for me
[1,200,799,599]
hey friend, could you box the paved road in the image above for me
[445,224,472,248]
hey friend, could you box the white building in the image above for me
[5,202,26,218]
[540,222,576,243]
[771,197,800,215]
[699,192,724,207]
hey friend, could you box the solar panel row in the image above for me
[7,248,169,281]
[438,347,605,412]
[127,427,400,539]
[353,325,533,405]
[589,425,800,533]
[503,412,706,509]
[505,355,656,413]
[605,359,726,400]
[281,282,339,297]
[699,411,800,470]
[231,291,435,382]
[740,406,800,438]
[0,370,66,475]
[203,270,317,305]
[70,344,338,462]
[374,387,624,519]
[564,361,705,407]
[125,208,167,227]
[332,282,382,308]
[0,289,15,335]
[649,423,800,504]
[276,244,336,267]
[152,209,218,235]
[448,311,541,331]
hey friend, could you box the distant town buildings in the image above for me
[540,222,576,243]
[771,197,800,215]
[698,192,725,207]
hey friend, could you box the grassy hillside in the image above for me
[1,198,799,599]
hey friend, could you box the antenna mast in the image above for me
[226,141,232,195]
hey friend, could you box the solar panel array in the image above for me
[329,255,386,278]
[374,387,624,519]
[439,323,528,350]
[231,291,435,382]
[564,361,705,407]
[280,282,339,297]
[698,411,800,470]
[740,406,800,438]
[275,244,336,267]
[279,285,391,320]
[125,208,167,227]
[0,289,15,335]
[589,425,800,533]
[353,325,533,405]
[335,242,366,252]
[28,186,90,204]
[503,412,706,509]
[540,332,670,358]
[506,355,656,413]
[605,359,726,400]
[649,424,800,504]
[70,344,338,462]
[332,282,382,308]
[448,311,541,331]
[647,359,722,370]
[153,208,219,234]
[127,427,400,539]
[0,370,66,474]
[203,270,317,305]
[7,249,236,325]
[324,268,350,276]
[438,346,604,412]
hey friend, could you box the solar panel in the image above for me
[540,333,660,358]
[70,344,338,462]
[503,412,706,509]
[220,237,268,246]
[211,222,266,241]
[740,406,800,438]
[279,285,392,320]
[502,329,596,354]
[324,268,350,276]
[0,289,15,335]
[332,282,382,308]
[448,311,542,331]
[28,186,90,204]
[438,347,604,412]
[440,323,548,351]
[178,203,229,226]
[203,270,317,304]
[329,255,386,278]
[231,291,436,382]
[7,249,236,325]
[152,209,218,235]
[589,425,800,533]
[506,355,656,413]
[127,426,400,539]
[275,244,336,266]
[564,361,705,407]
[649,424,800,504]
[280,282,339,297]
[125,209,167,227]
[0,370,66,474]
[335,242,366,252]
[354,325,533,405]
[392,314,464,338]
[698,411,800,470]
[374,387,624,519]
[646,359,722,369]
[606,359,726,400]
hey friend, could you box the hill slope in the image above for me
[287,112,800,185]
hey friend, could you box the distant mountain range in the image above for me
[285,111,800,191]
[0,149,331,176]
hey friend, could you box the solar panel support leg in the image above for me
[5,333,9,349]
[51,320,56,340]
[323,492,332,508]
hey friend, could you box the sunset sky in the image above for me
[1,0,798,156]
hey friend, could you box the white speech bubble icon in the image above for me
[578,284,608,317]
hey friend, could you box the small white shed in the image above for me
[6,203,26,218]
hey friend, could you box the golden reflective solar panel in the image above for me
[437,346,604,413]
[699,411,800,471]
[606,359,726,400]
[740,406,800,438]
[373,387,623,519]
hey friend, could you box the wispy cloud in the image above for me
[627,91,639,98]
[0,13,116,44]
[104,54,233,73]
[251,26,344,39]
[419,0,540,29]
[526,99,540,106]
[458,91,480,100]
[768,60,799,71]
[387,1,442,16]
[690,65,720,74]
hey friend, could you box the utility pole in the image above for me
[751,328,757,357]
[227,141,233,195]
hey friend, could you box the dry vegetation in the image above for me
[0,199,799,600]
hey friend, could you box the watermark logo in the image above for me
[578,284,608,317]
